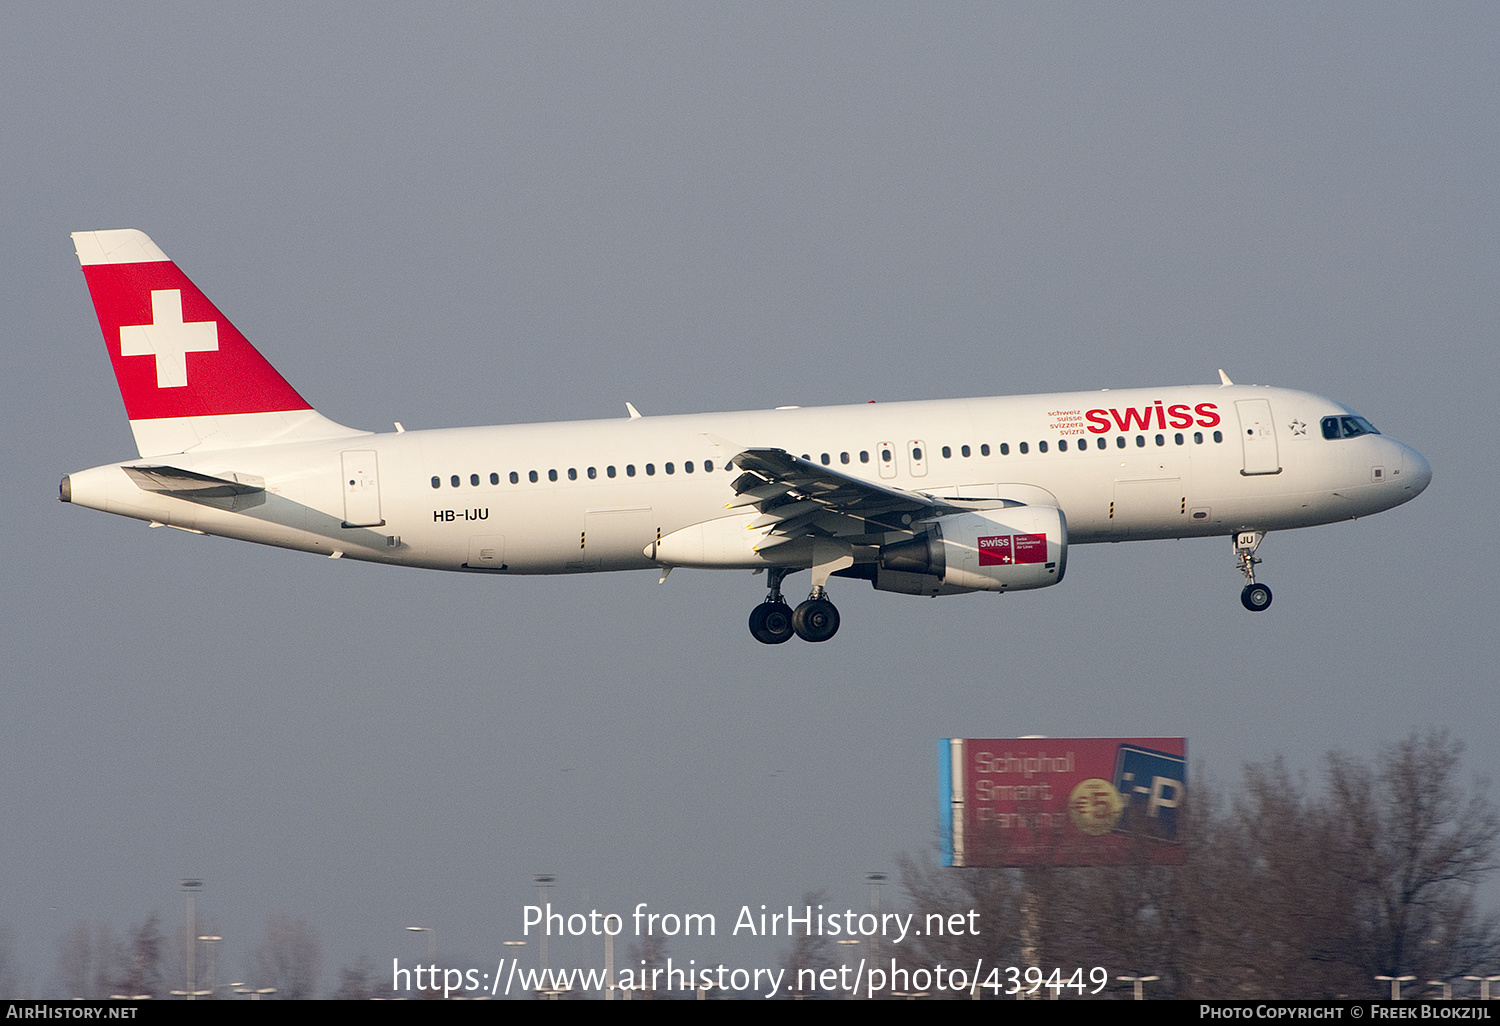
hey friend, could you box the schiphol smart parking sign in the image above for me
[939,738,1186,867]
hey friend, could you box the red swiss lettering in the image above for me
[1111,407,1154,432]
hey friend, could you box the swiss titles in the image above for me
[1083,402,1220,434]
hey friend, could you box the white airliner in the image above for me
[61,229,1431,644]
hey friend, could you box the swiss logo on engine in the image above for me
[978,533,1048,566]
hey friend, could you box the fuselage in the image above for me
[62,383,1431,576]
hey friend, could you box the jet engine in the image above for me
[871,506,1067,597]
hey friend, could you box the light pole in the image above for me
[837,939,860,1000]
[405,925,436,964]
[1118,974,1159,1000]
[179,879,203,1000]
[865,872,886,969]
[1463,976,1500,1000]
[199,936,221,998]
[1376,975,1416,1000]
[534,875,555,979]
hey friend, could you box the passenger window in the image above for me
[1058,439,1067,452]
[510,471,519,484]
[1037,441,1047,453]
[684,461,694,473]
[912,447,923,461]
[1194,432,1203,444]
[490,472,500,485]
[470,473,480,486]
[646,464,655,476]
[1174,433,1184,445]
[1155,434,1165,446]
[1136,435,1146,447]
[942,446,952,458]
[529,471,538,483]
[840,452,850,464]
[999,443,1009,455]
[451,475,460,487]
[861,451,870,463]
[665,463,674,475]
[704,460,713,472]
[626,465,636,477]
[980,444,990,456]
[961,445,971,457]
[1019,442,1029,454]
[1213,431,1223,443]
[548,469,558,482]
[881,450,892,462]
[431,476,440,489]
[568,468,578,480]
[587,467,597,479]
[607,466,617,478]
[821,453,830,466]
[1116,437,1126,449]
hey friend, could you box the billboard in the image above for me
[939,737,1186,867]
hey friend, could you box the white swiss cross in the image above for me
[118,289,219,388]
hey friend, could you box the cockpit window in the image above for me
[1321,415,1381,439]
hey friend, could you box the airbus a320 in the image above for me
[60,230,1432,644]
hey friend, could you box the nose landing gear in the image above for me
[748,569,840,644]
[1234,531,1273,611]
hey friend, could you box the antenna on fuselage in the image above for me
[1218,369,1234,386]
[625,402,643,419]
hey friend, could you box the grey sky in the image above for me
[2,3,1497,994]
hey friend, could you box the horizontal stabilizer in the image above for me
[122,465,264,498]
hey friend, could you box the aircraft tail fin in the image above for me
[71,229,367,457]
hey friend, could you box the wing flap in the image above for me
[729,447,947,538]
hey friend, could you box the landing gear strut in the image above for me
[1234,531,1273,612]
[748,570,840,644]
[748,568,795,644]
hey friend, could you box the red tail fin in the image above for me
[72,230,363,455]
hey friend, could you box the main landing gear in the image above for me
[748,568,841,644]
[1234,531,1273,612]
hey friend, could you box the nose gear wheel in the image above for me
[1233,531,1272,612]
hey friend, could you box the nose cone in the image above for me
[1404,445,1432,497]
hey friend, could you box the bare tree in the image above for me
[777,891,841,999]
[113,914,164,998]
[332,955,380,1000]
[252,913,321,999]
[899,731,1500,1000]
[56,922,115,999]
[1324,729,1500,984]
[624,932,668,1000]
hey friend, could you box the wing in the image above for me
[727,447,1014,550]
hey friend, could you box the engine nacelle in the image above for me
[872,506,1067,596]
